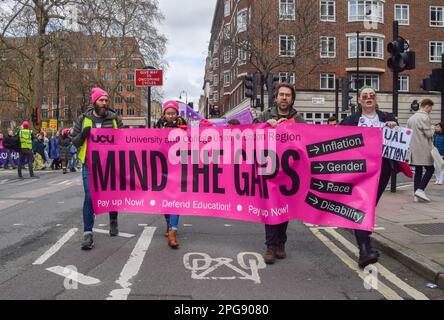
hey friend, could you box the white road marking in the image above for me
[397,184,413,190]
[9,180,78,199]
[18,180,35,186]
[0,179,9,185]
[323,228,429,300]
[138,224,147,227]
[92,228,135,238]
[33,228,78,265]
[0,199,26,210]
[46,266,101,285]
[13,223,24,226]
[224,224,232,227]
[98,224,108,227]
[310,228,403,300]
[183,224,193,227]
[107,227,156,300]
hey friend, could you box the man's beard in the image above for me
[94,106,107,117]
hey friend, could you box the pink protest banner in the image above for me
[87,122,382,231]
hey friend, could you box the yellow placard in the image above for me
[49,119,57,130]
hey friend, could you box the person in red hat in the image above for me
[72,87,123,250]
[17,121,37,179]
[155,100,187,249]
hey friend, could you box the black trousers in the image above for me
[18,149,34,177]
[265,222,288,247]
[413,165,435,192]
[355,159,392,246]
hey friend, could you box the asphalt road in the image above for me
[0,169,442,302]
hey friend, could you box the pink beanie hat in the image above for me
[22,121,30,129]
[162,100,179,114]
[91,87,108,105]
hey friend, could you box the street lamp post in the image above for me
[180,90,188,104]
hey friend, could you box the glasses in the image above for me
[361,93,376,100]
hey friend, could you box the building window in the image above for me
[238,47,248,65]
[395,4,409,25]
[213,74,219,86]
[103,73,112,81]
[84,61,97,69]
[279,72,296,85]
[126,96,135,104]
[223,23,231,40]
[224,0,231,17]
[127,73,135,81]
[351,74,380,91]
[280,0,295,20]
[126,84,135,92]
[127,108,135,116]
[213,92,219,102]
[213,58,219,70]
[348,0,384,23]
[104,62,113,69]
[223,47,231,64]
[430,6,444,27]
[348,35,384,59]
[430,41,444,62]
[320,36,336,58]
[52,96,59,107]
[115,96,123,104]
[237,9,248,32]
[279,35,296,57]
[42,96,48,108]
[398,75,409,92]
[320,73,336,90]
[116,85,124,93]
[41,110,48,120]
[223,71,231,86]
[320,0,336,22]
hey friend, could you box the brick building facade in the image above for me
[205,0,444,125]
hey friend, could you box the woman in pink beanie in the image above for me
[155,100,187,248]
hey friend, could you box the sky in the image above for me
[158,0,217,106]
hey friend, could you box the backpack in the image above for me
[3,134,20,151]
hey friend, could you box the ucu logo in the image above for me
[91,135,115,144]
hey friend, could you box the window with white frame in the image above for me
[224,23,231,40]
[223,47,231,64]
[127,108,135,116]
[280,0,295,20]
[223,70,231,86]
[430,6,444,27]
[213,58,219,70]
[127,84,135,92]
[214,40,219,53]
[398,75,409,92]
[213,92,219,102]
[42,96,48,108]
[348,0,384,23]
[237,9,248,32]
[351,74,380,91]
[127,73,135,81]
[238,47,248,65]
[279,72,295,85]
[126,96,135,104]
[52,96,59,107]
[103,73,112,81]
[320,36,336,58]
[213,74,219,86]
[320,73,336,90]
[395,4,409,25]
[320,0,336,21]
[224,0,231,17]
[348,35,384,59]
[279,35,296,56]
[115,96,123,104]
[430,41,444,62]
[52,108,58,118]
[84,61,98,69]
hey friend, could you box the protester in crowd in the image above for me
[341,86,398,268]
[327,116,338,125]
[407,99,435,202]
[72,87,123,250]
[58,128,73,174]
[43,131,50,169]
[68,128,79,172]
[49,131,61,170]
[32,133,47,170]
[227,119,241,126]
[17,121,36,179]
[3,129,17,169]
[155,100,188,249]
[254,82,305,265]
[433,122,444,185]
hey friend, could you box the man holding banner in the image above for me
[255,82,306,265]
[72,87,123,250]
[341,86,398,268]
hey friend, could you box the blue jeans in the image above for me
[164,214,179,231]
[82,165,118,233]
[69,153,79,170]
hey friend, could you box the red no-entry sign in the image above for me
[135,69,163,87]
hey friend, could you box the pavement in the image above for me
[372,182,444,290]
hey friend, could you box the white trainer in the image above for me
[414,189,431,202]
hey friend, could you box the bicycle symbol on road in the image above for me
[183,252,266,284]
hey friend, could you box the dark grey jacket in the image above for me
[72,106,123,149]
[254,107,306,123]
